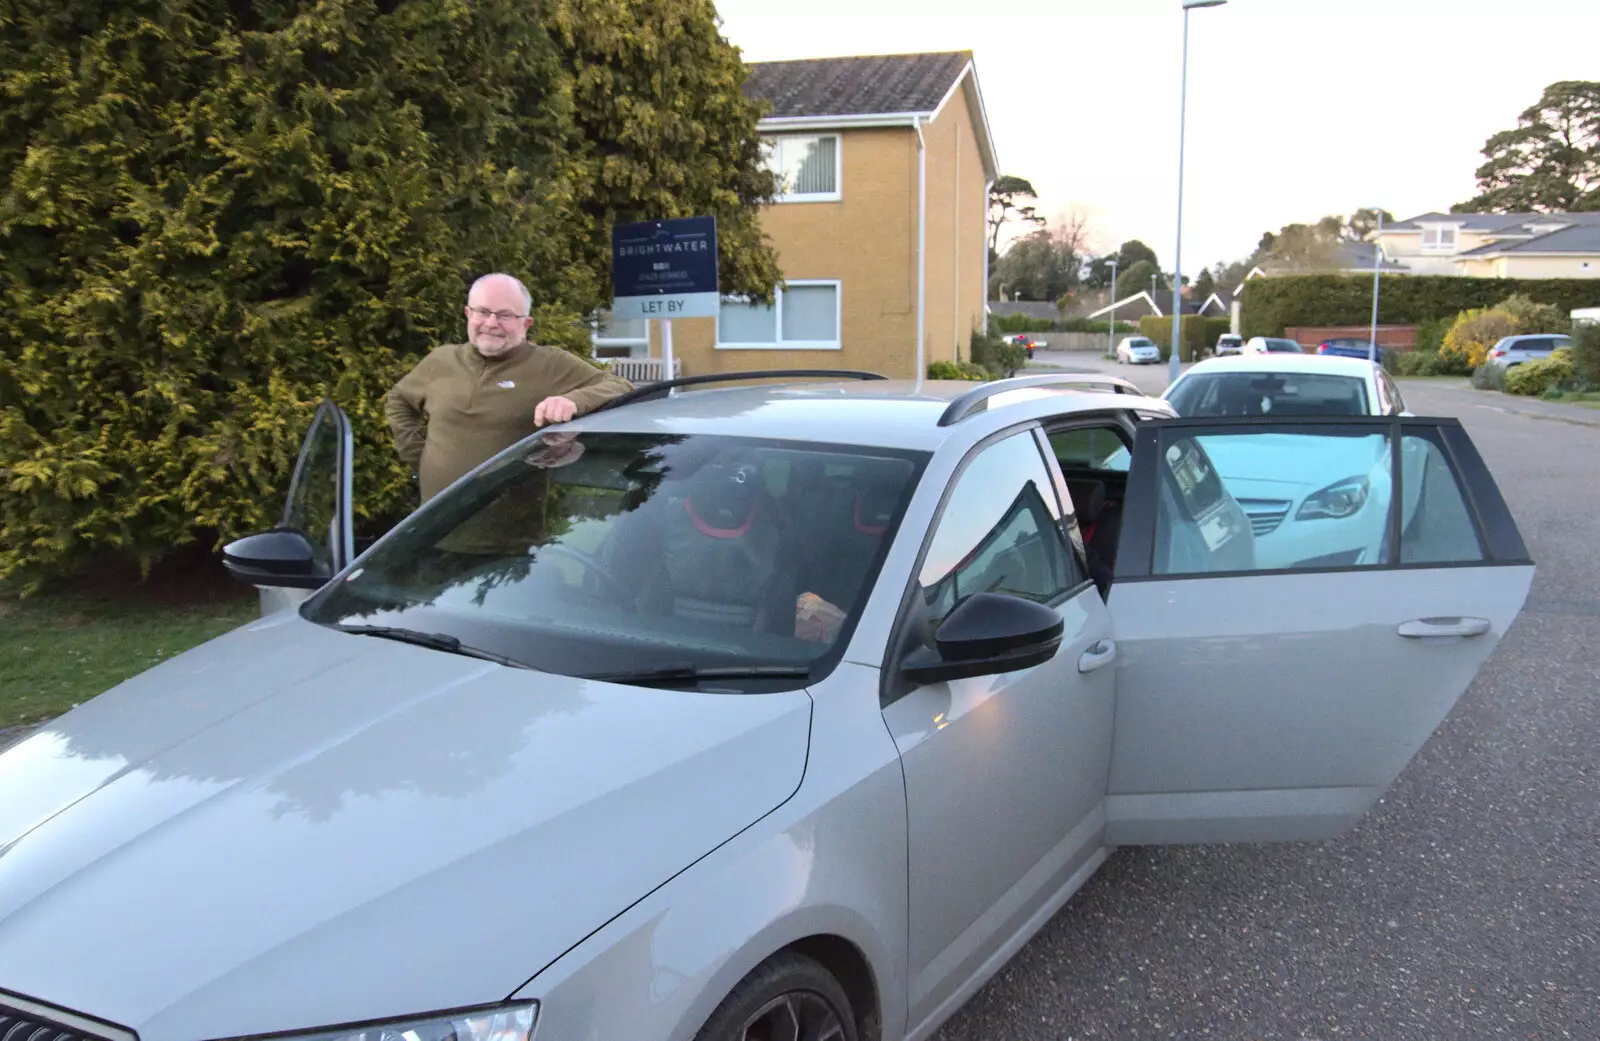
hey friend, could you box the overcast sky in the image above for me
[715,0,1598,273]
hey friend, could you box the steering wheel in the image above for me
[538,543,633,604]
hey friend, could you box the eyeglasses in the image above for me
[467,306,527,323]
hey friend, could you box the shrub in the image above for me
[1495,293,1568,334]
[991,312,1057,334]
[1394,350,1451,377]
[1239,273,1598,337]
[927,360,987,381]
[1571,323,1600,385]
[969,332,1028,377]
[1441,308,1519,371]
[1470,363,1505,391]
[0,0,783,590]
[1414,317,1450,355]
[1137,317,1232,362]
[1504,350,1574,397]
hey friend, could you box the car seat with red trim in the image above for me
[644,461,799,633]
[1065,477,1119,591]
[807,465,908,610]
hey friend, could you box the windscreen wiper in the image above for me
[337,625,535,671]
[585,663,812,687]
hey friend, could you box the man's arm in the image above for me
[385,358,434,470]
[537,348,635,415]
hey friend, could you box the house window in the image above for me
[763,135,841,202]
[717,281,841,350]
[1421,225,1458,252]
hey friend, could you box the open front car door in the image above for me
[1105,416,1533,844]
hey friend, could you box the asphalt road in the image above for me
[935,356,1600,1040]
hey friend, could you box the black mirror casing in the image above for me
[222,529,329,589]
[902,593,1065,685]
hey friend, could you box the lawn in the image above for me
[0,564,258,728]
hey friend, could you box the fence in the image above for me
[605,357,682,383]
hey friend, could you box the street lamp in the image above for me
[1170,0,1227,384]
[1367,207,1385,364]
[1107,256,1119,356]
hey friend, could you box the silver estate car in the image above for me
[0,371,1533,1041]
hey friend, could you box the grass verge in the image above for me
[0,555,257,728]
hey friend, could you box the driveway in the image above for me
[934,377,1600,1040]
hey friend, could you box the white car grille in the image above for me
[1238,498,1292,537]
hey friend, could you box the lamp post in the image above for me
[1108,256,1119,356]
[1170,0,1227,385]
[1367,207,1384,364]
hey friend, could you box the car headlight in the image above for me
[1296,476,1369,520]
[235,1005,538,1041]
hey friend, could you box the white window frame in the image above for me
[1420,223,1459,253]
[588,312,651,359]
[716,280,843,351]
[763,134,843,203]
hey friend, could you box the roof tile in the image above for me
[745,52,972,119]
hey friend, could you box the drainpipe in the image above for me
[982,177,994,350]
[915,116,927,384]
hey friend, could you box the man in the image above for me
[386,273,633,501]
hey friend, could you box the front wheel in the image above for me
[693,953,857,1041]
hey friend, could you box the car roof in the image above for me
[1176,354,1379,379]
[569,376,1174,451]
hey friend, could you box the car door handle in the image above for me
[1397,617,1491,639]
[1078,639,1117,673]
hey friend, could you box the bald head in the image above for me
[465,273,535,357]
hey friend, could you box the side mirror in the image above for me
[902,593,1065,685]
[222,529,330,589]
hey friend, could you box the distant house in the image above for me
[593,51,1000,380]
[1376,211,1600,278]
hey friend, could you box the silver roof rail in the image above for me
[936,372,1147,427]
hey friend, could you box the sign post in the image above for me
[611,217,720,385]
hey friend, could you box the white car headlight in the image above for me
[232,1005,538,1041]
[1296,476,1370,521]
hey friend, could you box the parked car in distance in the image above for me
[1116,335,1162,364]
[1214,334,1244,356]
[1243,336,1304,355]
[0,370,1533,1041]
[1163,354,1407,419]
[1485,333,1572,368]
[1314,337,1385,364]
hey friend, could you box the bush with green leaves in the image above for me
[0,0,780,590]
[1570,323,1600,385]
[1495,293,1568,334]
[1136,317,1231,362]
[1471,362,1508,392]
[1239,274,1596,337]
[1503,349,1574,397]
[970,332,1028,376]
[927,360,987,381]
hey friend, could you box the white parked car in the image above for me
[1214,333,1244,356]
[1162,355,1426,570]
[1243,336,1304,355]
[1115,335,1161,364]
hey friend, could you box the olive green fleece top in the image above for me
[385,342,633,500]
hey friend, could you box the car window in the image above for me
[1153,428,1396,574]
[1148,424,1490,575]
[919,433,1082,628]
[303,432,928,687]
[1380,370,1406,414]
[1165,372,1370,417]
[1050,426,1132,473]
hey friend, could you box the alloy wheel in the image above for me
[738,989,847,1041]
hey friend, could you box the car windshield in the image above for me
[303,431,928,689]
[1266,341,1302,353]
[1166,371,1370,416]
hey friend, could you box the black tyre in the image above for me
[693,952,857,1041]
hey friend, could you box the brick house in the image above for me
[593,51,1000,381]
